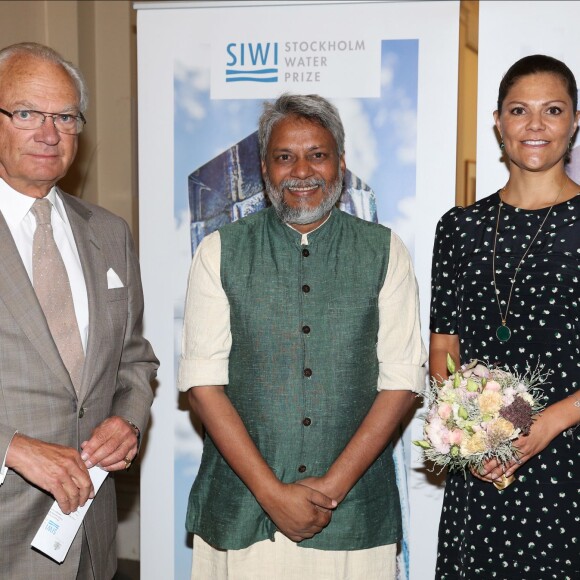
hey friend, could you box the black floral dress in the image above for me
[430,191,580,579]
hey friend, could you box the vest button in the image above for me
[302,248,310,257]
[78,407,85,418]
[302,417,312,426]
[303,368,312,377]
[302,284,310,293]
[298,465,307,473]
[302,325,310,334]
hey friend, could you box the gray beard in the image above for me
[264,168,344,225]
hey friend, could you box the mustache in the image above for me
[279,177,326,190]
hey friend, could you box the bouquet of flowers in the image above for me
[413,355,547,475]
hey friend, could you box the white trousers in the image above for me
[191,533,397,580]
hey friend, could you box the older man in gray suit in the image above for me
[0,42,158,579]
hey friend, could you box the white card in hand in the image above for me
[31,466,108,562]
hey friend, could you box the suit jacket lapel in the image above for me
[0,210,76,397]
[59,190,105,403]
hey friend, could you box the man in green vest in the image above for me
[178,93,427,579]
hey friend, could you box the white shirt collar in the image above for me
[0,179,66,227]
[286,211,332,246]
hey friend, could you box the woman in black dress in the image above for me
[430,55,580,579]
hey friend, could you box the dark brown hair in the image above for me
[497,54,578,114]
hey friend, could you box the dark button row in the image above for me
[78,407,85,418]
[297,237,312,472]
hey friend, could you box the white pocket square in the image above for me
[107,268,124,289]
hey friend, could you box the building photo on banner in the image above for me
[136,1,459,579]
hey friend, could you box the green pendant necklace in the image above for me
[492,182,565,342]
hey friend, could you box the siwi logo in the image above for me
[225,42,278,83]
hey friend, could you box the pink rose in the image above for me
[425,416,451,454]
[484,380,501,392]
[449,429,463,445]
[438,403,453,421]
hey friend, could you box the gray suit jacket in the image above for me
[0,189,158,579]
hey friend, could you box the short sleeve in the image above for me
[177,232,231,391]
[377,232,428,392]
[429,206,464,334]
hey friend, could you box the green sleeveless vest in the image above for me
[186,207,402,550]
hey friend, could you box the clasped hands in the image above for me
[259,475,341,543]
[7,415,138,514]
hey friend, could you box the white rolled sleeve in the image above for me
[178,232,231,391]
[377,232,428,393]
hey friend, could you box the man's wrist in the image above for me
[122,418,141,444]
[253,474,284,508]
[319,472,347,504]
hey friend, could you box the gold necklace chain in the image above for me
[491,180,567,342]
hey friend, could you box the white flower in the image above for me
[519,393,534,405]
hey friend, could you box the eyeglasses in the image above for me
[0,107,86,135]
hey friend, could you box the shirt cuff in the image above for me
[378,363,427,393]
[0,431,18,485]
[177,358,229,391]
